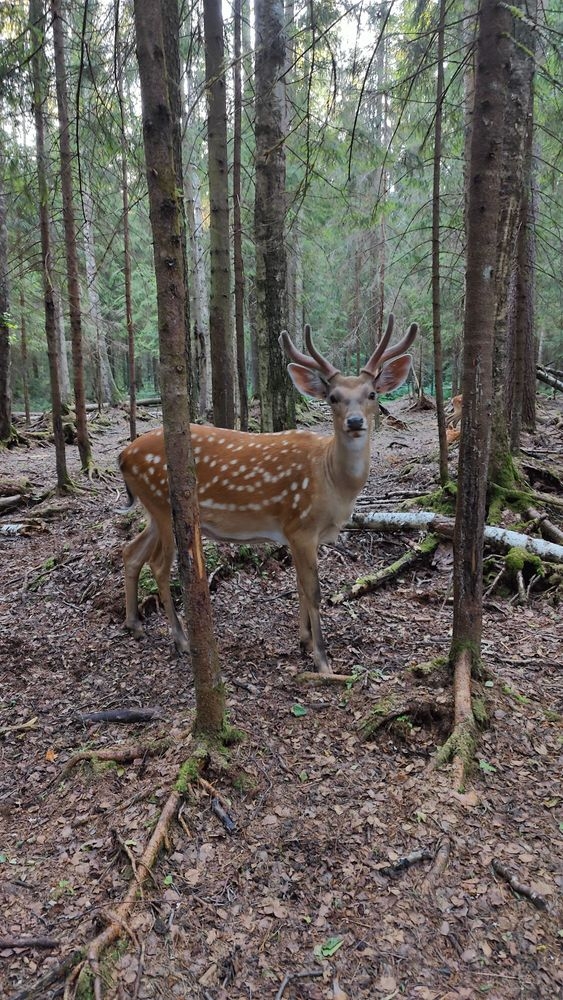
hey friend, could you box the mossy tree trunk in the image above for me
[133,0,225,736]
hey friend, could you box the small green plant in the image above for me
[478,758,497,776]
[51,878,75,899]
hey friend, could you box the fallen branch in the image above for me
[349,510,563,563]
[525,507,563,545]
[275,969,323,1000]
[492,859,548,910]
[379,848,434,878]
[295,671,355,685]
[0,937,59,951]
[76,708,163,725]
[331,533,439,603]
[0,717,38,737]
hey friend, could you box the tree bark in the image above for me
[51,0,92,471]
[203,0,235,429]
[453,0,512,658]
[488,0,535,486]
[254,0,294,431]
[0,160,12,442]
[133,0,225,736]
[82,187,120,406]
[431,0,448,486]
[233,0,249,430]
[30,0,71,491]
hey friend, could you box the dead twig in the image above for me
[275,968,323,999]
[492,859,548,910]
[379,848,434,878]
[0,717,38,737]
[0,936,60,950]
[9,949,84,1000]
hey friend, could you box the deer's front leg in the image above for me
[290,538,330,673]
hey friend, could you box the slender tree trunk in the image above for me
[233,0,248,430]
[452,0,511,661]
[0,160,12,442]
[488,0,535,487]
[51,0,92,471]
[203,0,234,429]
[83,187,120,407]
[254,0,294,431]
[114,14,137,440]
[432,0,448,485]
[18,259,31,426]
[133,0,225,736]
[30,0,70,490]
[53,282,71,404]
[183,34,210,419]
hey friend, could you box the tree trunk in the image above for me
[133,0,225,737]
[432,0,448,486]
[30,0,70,490]
[233,0,248,430]
[82,187,120,407]
[488,0,535,486]
[51,0,92,471]
[183,37,211,419]
[453,0,512,661]
[203,0,235,429]
[254,0,294,431]
[0,161,12,442]
[18,259,31,426]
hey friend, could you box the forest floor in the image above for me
[0,397,562,1000]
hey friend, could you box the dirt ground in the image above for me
[1,398,562,1000]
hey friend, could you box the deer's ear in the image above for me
[287,363,328,399]
[374,354,412,395]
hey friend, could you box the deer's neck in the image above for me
[326,424,372,498]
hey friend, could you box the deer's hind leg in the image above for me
[148,523,189,653]
[123,518,160,638]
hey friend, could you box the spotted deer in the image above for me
[447,393,463,428]
[118,314,417,672]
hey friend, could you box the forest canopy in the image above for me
[0,0,561,418]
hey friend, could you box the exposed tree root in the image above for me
[65,788,182,1000]
[359,693,451,742]
[9,950,85,1000]
[435,649,478,790]
[39,738,175,800]
[420,837,452,894]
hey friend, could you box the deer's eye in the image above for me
[368,391,376,400]
[328,393,339,404]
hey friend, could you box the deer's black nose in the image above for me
[347,415,364,431]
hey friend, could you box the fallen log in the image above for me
[348,510,563,564]
[536,365,563,393]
